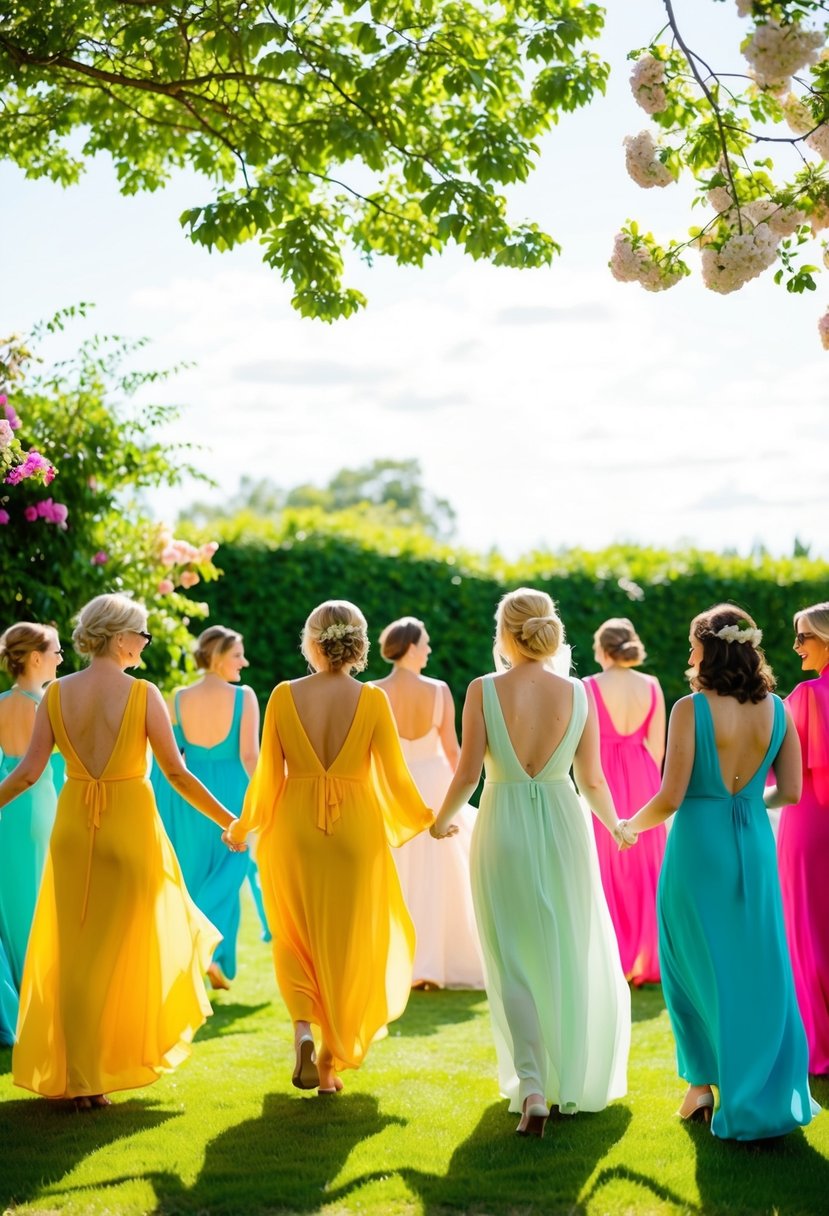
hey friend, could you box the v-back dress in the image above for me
[13,679,219,1099]
[228,681,433,1071]
[583,675,664,985]
[777,667,829,1074]
[472,675,630,1114]
[658,694,818,1139]
[394,682,484,989]
[0,687,58,1039]
[152,686,250,979]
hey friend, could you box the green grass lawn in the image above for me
[2,891,828,1216]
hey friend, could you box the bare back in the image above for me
[375,671,441,739]
[174,680,239,747]
[0,689,38,756]
[56,668,136,779]
[592,668,653,732]
[701,690,777,793]
[492,666,574,777]
[289,673,365,770]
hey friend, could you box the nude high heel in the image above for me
[516,1099,549,1138]
[678,1089,714,1124]
[292,1035,320,1090]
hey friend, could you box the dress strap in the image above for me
[9,686,42,705]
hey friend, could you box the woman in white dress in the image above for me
[375,617,484,989]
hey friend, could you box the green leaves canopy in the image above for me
[0,1,607,318]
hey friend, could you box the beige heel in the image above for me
[292,1035,319,1090]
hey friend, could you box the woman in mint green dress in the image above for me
[623,604,819,1140]
[152,626,261,989]
[432,589,631,1139]
[0,622,62,1039]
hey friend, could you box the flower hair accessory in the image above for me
[714,622,763,646]
[318,622,361,643]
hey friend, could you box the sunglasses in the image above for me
[136,630,153,646]
[795,632,815,646]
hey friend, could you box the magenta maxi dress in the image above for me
[778,665,829,1074]
[584,677,664,985]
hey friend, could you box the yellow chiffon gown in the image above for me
[13,679,220,1099]
[230,682,433,1071]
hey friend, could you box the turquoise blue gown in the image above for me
[0,688,59,1042]
[658,694,819,1140]
[151,686,264,978]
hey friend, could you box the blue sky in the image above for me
[2,2,827,557]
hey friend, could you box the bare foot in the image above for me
[207,962,231,991]
[318,1045,344,1094]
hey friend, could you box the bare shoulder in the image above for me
[465,677,484,702]
[241,684,258,703]
[669,694,695,723]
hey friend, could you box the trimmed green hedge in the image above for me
[184,510,828,715]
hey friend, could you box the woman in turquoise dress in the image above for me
[432,588,631,1139]
[152,626,261,989]
[623,604,819,1140]
[0,622,62,1041]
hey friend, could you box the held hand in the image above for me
[613,820,638,851]
[222,821,248,853]
[430,819,459,840]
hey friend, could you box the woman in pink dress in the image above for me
[375,617,484,989]
[584,618,665,985]
[778,600,829,1074]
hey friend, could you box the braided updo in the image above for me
[301,600,369,673]
[495,587,564,666]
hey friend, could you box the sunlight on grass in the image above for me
[1,891,828,1216]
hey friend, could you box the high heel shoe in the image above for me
[292,1035,320,1090]
[678,1089,714,1124]
[516,1099,549,1138]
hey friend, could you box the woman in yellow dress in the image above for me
[0,593,244,1108]
[227,600,437,1095]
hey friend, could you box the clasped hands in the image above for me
[429,816,459,840]
[613,819,638,851]
[222,820,248,853]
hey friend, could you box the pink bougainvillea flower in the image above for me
[179,570,200,589]
[91,550,108,565]
[24,505,38,522]
[3,402,21,430]
[157,578,175,595]
[50,501,69,526]
[0,509,9,525]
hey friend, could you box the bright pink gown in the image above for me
[584,676,664,985]
[778,665,829,1075]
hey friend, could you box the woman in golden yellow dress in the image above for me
[227,600,436,1094]
[0,594,243,1108]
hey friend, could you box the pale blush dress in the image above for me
[394,683,484,989]
[472,675,630,1114]
[778,665,829,1074]
[584,676,664,985]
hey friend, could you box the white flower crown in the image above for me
[714,623,763,646]
[318,622,361,643]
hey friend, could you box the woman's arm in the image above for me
[573,694,620,838]
[438,682,461,769]
[624,696,695,838]
[431,679,485,838]
[0,697,55,811]
[146,684,242,839]
[645,677,667,769]
[239,685,261,778]
[764,708,802,808]
[228,686,286,843]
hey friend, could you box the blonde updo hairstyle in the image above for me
[594,617,647,667]
[0,622,54,678]
[794,600,829,645]
[194,625,243,670]
[72,593,147,659]
[495,587,563,668]
[301,600,369,674]
[379,616,425,663]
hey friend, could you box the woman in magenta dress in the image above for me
[778,600,829,1074]
[584,618,665,985]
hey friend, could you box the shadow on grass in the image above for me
[630,984,667,1024]
[193,1000,271,1042]
[399,1099,632,1214]
[0,1044,11,1076]
[393,988,488,1038]
[682,1114,829,1216]
[0,1097,178,1211]
[147,1090,404,1214]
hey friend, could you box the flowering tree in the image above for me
[614,1,829,345]
[0,309,222,688]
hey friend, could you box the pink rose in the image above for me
[199,541,220,560]
[24,505,38,522]
[0,419,12,449]
[50,501,69,526]
[179,570,200,589]
[91,550,108,565]
[157,578,175,595]
[0,509,9,525]
[160,545,178,568]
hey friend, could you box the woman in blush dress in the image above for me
[622,605,817,1140]
[778,600,829,1075]
[227,601,434,1096]
[584,618,665,985]
[432,589,630,1139]
[375,617,483,990]
[0,622,62,1040]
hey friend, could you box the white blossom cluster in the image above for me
[609,233,685,292]
[630,55,667,114]
[735,0,753,16]
[701,223,779,292]
[707,186,804,238]
[782,91,829,160]
[810,199,829,235]
[623,130,674,188]
[818,309,829,349]
[742,20,824,90]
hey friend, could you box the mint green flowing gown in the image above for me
[471,676,630,1114]
[658,694,818,1140]
[0,689,59,1042]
